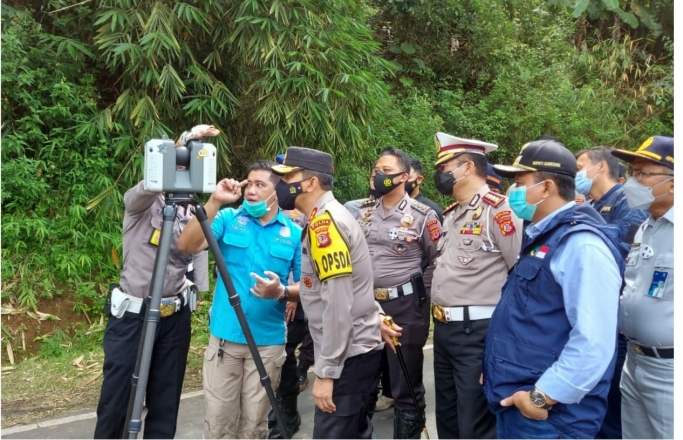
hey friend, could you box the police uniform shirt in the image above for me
[432,184,522,307]
[301,191,383,380]
[119,181,195,299]
[619,207,674,347]
[356,193,441,289]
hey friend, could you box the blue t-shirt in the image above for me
[209,207,302,345]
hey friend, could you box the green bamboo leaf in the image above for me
[573,0,590,17]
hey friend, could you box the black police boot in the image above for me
[297,360,311,392]
[267,393,282,430]
[393,409,423,439]
[268,395,301,439]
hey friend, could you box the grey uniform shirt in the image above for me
[119,181,195,299]
[432,185,522,307]
[357,193,441,289]
[619,207,674,347]
[300,191,383,380]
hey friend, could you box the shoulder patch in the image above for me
[410,200,430,215]
[482,192,505,208]
[443,202,459,216]
[308,212,352,282]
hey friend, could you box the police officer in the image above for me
[93,125,217,439]
[406,157,444,223]
[267,154,314,440]
[574,146,648,439]
[611,136,674,439]
[430,132,522,439]
[356,147,441,439]
[271,146,386,439]
[485,163,504,193]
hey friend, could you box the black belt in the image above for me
[630,342,674,359]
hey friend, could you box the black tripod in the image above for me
[123,193,289,439]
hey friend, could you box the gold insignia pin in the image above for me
[401,214,414,227]
[472,206,483,220]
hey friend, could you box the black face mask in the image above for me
[405,179,419,195]
[373,172,404,196]
[369,187,382,199]
[275,179,305,211]
[434,171,457,196]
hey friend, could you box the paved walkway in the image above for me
[2,346,438,439]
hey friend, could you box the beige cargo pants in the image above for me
[203,335,286,439]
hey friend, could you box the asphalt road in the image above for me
[2,346,438,439]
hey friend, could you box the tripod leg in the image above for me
[194,204,291,439]
[124,203,178,439]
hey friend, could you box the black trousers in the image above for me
[94,302,192,439]
[278,318,310,399]
[378,295,428,413]
[596,334,627,439]
[313,350,382,439]
[434,318,496,439]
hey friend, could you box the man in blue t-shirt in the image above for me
[179,160,302,439]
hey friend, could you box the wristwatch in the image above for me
[529,388,553,410]
[278,285,290,303]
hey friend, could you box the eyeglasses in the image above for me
[437,161,466,173]
[630,169,674,180]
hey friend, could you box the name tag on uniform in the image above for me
[647,271,668,298]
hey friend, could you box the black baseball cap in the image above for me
[611,136,674,170]
[271,146,334,175]
[493,140,578,178]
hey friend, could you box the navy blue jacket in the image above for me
[592,183,647,250]
[482,204,625,438]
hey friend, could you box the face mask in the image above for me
[433,162,466,196]
[242,191,276,218]
[405,179,419,195]
[574,163,602,196]
[369,187,382,199]
[434,171,456,195]
[373,171,405,196]
[275,179,306,211]
[622,177,673,210]
[508,180,547,222]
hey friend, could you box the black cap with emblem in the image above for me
[271,146,334,175]
[493,140,578,178]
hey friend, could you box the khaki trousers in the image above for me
[203,335,286,439]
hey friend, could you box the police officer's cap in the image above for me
[611,136,674,170]
[271,146,334,175]
[486,163,503,191]
[494,140,578,178]
[434,132,498,167]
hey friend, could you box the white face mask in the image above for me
[622,177,673,210]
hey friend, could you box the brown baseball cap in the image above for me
[271,146,334,175]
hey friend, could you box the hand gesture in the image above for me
[211,178,247,205]
[379,315,403,354]
[250,271,283,299]
[313,377,336,413]
[285,300,297,323]
[500,390,549,420]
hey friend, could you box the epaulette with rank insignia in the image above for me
[360,198,377,209]
[482,192,505,208]
[410,200,430,215]
[443,201,459,216]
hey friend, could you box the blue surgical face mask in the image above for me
[574,163,602,196]
[242,191,276,218]
[508,180,547,222]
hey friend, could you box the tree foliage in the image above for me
[0,0,673,318]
